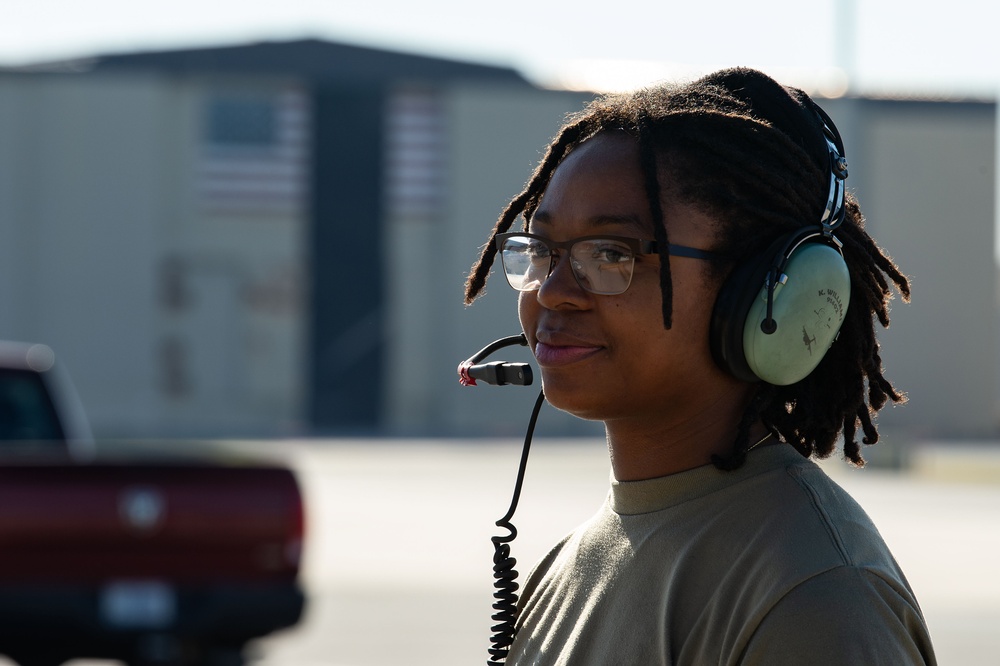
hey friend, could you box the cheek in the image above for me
[670,268,719,330]
[517,291,538,334]
[619,272,718,368]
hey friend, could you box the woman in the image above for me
[464,68,935,664]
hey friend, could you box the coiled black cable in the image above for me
[488,388,545,665]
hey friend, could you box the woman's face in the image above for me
[518,132,739,425]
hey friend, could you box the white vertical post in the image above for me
[832,0,857,93]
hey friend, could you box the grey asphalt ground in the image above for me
[5,437,998,665]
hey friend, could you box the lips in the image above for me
[532,334,604,367]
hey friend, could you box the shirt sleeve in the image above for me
[738,566,937,666]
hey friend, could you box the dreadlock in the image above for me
[464,67,910,470]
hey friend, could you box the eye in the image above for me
[527,241,549,256]
[524,240,551,261]
[585,240,633,265]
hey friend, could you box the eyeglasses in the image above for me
[495,232,721,296]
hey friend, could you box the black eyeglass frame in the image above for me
[494,232,724,295]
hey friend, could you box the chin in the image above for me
[540,381,614,422]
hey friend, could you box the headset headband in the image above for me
[813,104,849,234]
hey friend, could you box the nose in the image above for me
[535,252,591,310]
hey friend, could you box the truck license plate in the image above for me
[100,580,177,628]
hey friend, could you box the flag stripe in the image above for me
[384,87,447,220]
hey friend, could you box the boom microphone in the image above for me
[460,361,533,387]
[457,334,534,387]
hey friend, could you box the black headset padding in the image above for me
[710,232,792,382]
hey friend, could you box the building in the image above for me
[821,96,998,440]
[0,39,595,438]
[0,40,996,443]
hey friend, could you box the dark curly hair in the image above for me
[464,67,910,470]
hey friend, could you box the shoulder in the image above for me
[775,459,899,569]
[739,565,936,665]
[711,449,890,567]
[517,530,574,606]
[513,501,624,623]
[666,451,886,577]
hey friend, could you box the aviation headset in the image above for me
[709,86,852,387]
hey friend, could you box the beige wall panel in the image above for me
[861,103,997,437]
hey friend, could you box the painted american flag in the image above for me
[383,86,447,221]
[197,87,311,216]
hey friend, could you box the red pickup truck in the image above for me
[0,341,305,666]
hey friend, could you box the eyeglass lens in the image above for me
[499,235,637,295]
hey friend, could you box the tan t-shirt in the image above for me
[508,444,936,665]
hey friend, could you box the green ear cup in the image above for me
[743,243,850,385]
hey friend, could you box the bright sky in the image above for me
[2,0,999,97]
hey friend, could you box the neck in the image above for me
[604,385,763,481]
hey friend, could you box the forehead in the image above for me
[532,132,716,248]
[557,131,641,175]
[532,132,648,232]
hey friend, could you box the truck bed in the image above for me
[0,458,306,666]
[0,462,303,582]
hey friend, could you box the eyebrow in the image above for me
[530,211,650,235]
